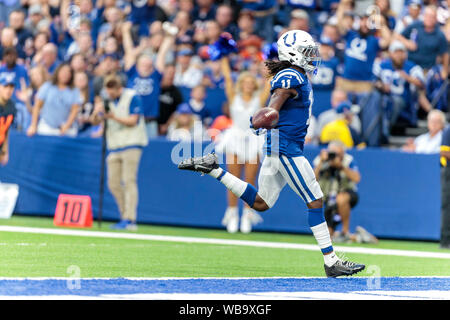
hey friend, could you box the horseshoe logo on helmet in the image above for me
[283,32,297,47]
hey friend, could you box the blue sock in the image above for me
[240,184,258,207]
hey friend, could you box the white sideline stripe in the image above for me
[1,225,450,259]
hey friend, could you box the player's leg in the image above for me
[240,159,264,233]
[178,153,280,212]
[277,155,365,277]
[222,153,242,233]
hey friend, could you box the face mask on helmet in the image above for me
[297,44,321,75]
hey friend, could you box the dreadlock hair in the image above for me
[265,60,296,77]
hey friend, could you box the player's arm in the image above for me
[267,88,297,112]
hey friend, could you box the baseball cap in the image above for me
[177,48,194,57]
[0,74,15,86]
[389,41,407,53]
[28,4,42,15]
[409,0,422,7]
[176,103,193,115]
[100,53,120,62]
[291,9,309,20]
[336,101,360,114]
[319,36,334,46]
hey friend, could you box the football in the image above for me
[251,107,279,129]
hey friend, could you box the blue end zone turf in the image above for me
[0,277,448,297]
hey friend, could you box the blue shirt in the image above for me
[266,68,313,157]
[126,66,162,118]
[37,82,82,129]
[0,64,30,103]
[343,31,380,81]
[177,100,211,122]
[401,21,448,69]
[310,57,340,117]
[112,94,143,115]
[373,58,424,124]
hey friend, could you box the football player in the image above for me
[179,30,365,277]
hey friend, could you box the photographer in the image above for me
[91,74,148,231]
[313,140,369,243]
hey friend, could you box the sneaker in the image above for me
[178,153,219,174]
[110,220,130,230]
[356,226,378,244]
[222,208,239,233]
[324,259,365,278]
[126,222,138,231]
[332,232,352,243]
[240,209,263,234]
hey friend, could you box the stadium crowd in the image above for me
[0,0,449,150]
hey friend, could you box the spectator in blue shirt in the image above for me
[336,0,391,94]
[27,63,82,137]
[311,37,341,117]
[122,21,177,138]
[192,0,217,25]
[8,10,33,60]
[396,5,448,75]
[215,4,239,40]
[0,47,30,103]
[395,5,448,116]
[373,41,425,128]
[237,0,277,43]
[0,47,30,130]
[33,43,60,75]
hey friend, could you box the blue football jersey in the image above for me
[343,31,380,81]
[265,68,313,157]
[126,66,162,118]
[373,59,424,124]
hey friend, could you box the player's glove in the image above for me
[249,116,266,136]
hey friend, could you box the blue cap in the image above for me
[100,53,120,61]
[319,36,334,46]
[177,49,194,57]
[176,103,193,115]
[0,74,15,86]
[336,101,352,114]
[409,0,422,7]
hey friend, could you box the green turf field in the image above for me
[0,215,449,278]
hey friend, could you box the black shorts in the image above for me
[324,189,359,230]
[347,189,359,208]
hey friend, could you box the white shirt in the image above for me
[174,64,203,88]
[414,131,443,154]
